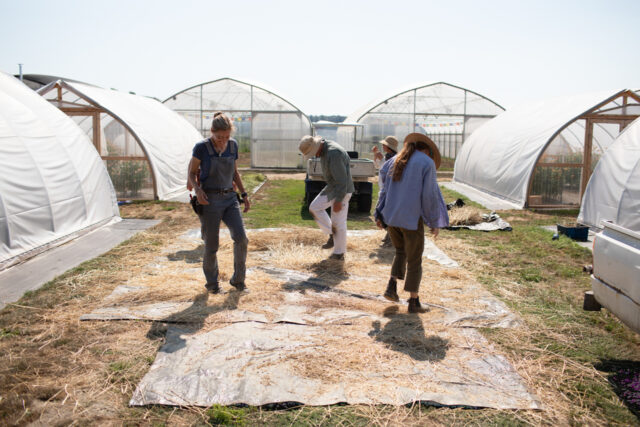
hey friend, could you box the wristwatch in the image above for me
[241,192,248,199]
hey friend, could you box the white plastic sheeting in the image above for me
[164,77,312,169]
[130,314,539,408]
[40,80,202,200]
[344,82,504,159]
[0,72,118,270]
[453,90,625,207]
[579,117,640,231]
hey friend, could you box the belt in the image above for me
[205,188,234,194]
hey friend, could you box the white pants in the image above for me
[309,192,352,255]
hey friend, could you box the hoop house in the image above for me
[31,76,201,200]
[344,82,504,160]
[454,90,640,208]
[0,72,118,270]
[579,117,640,231]
[164,77,312,168]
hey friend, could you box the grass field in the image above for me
[0,175,638,426]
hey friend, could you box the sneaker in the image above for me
[383,277,399,302]
[322,234,334,249]
[408,297,428,313]
[205,283,221,294]
[328,253,344,261]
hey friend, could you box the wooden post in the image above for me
[581,119,594,199]
[93,113,101,154]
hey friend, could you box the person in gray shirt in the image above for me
[299,135,354,260]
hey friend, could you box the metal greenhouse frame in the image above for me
[526,90,640,208]
[454,89,640,209]
[32,76,201,201]
[164,77,312,169]
[344,82,504,160]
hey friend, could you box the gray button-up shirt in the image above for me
[319,140,355,202]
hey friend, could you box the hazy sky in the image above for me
[1,0,639,115]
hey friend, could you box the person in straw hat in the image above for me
[372,135,399,170]
[374,133,448,313]
[372,136,399,246]
[299,135,354,260]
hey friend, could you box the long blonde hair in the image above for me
[391,139,431,181]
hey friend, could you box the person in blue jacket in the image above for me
[188,112,251,293]
[374,133,449,313]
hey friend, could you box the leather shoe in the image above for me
[322,234,334,249]
[383,277,399,302]
[230,282,246,292]
[205,283,221,294]
[408,297,428,313]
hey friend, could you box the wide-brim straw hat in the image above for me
[299,135,323,158]
[403,133,441,170]
[381,136,399,152]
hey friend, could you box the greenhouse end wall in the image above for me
[164,78,312,169]
[347,83,504,161]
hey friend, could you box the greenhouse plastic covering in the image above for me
[164,78,311,168]
[453,90,625,207]
[579,117,640,232]
[39,80,202,200]
[344,82,504,159]
[0,72,118,270]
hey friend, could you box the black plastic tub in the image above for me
[557,224,589,241]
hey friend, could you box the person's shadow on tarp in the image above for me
[281,257,349,294]
[146,289,245,353]
[368,240,395,264]
[166,244,204,264]
[368,305,449,362]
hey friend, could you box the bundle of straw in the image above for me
[448,206,484,226]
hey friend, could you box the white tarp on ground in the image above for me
[130,308,539,409]
[0,72,118,270]
[39,80,202,201]
[81,266,519,328]
[453,90,624,207]
[579,117,640,232]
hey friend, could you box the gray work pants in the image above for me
[200,193,248,287]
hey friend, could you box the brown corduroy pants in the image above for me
[388,219,424,293]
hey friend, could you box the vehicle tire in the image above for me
[357,193,372,213]
[307,192,319,207]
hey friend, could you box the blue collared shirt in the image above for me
[375,152,449,230]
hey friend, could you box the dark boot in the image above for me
[383,277,399,302]
[322,234,334,249]
[408,297,428,313]
[230,282,246,292]
[205,282,221,294]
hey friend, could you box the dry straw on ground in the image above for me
[448,205,484,226]
[0,199,630,425]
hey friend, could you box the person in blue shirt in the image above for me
[373,136,399,247]
[374,133,449,313]
[188,112,251,293]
